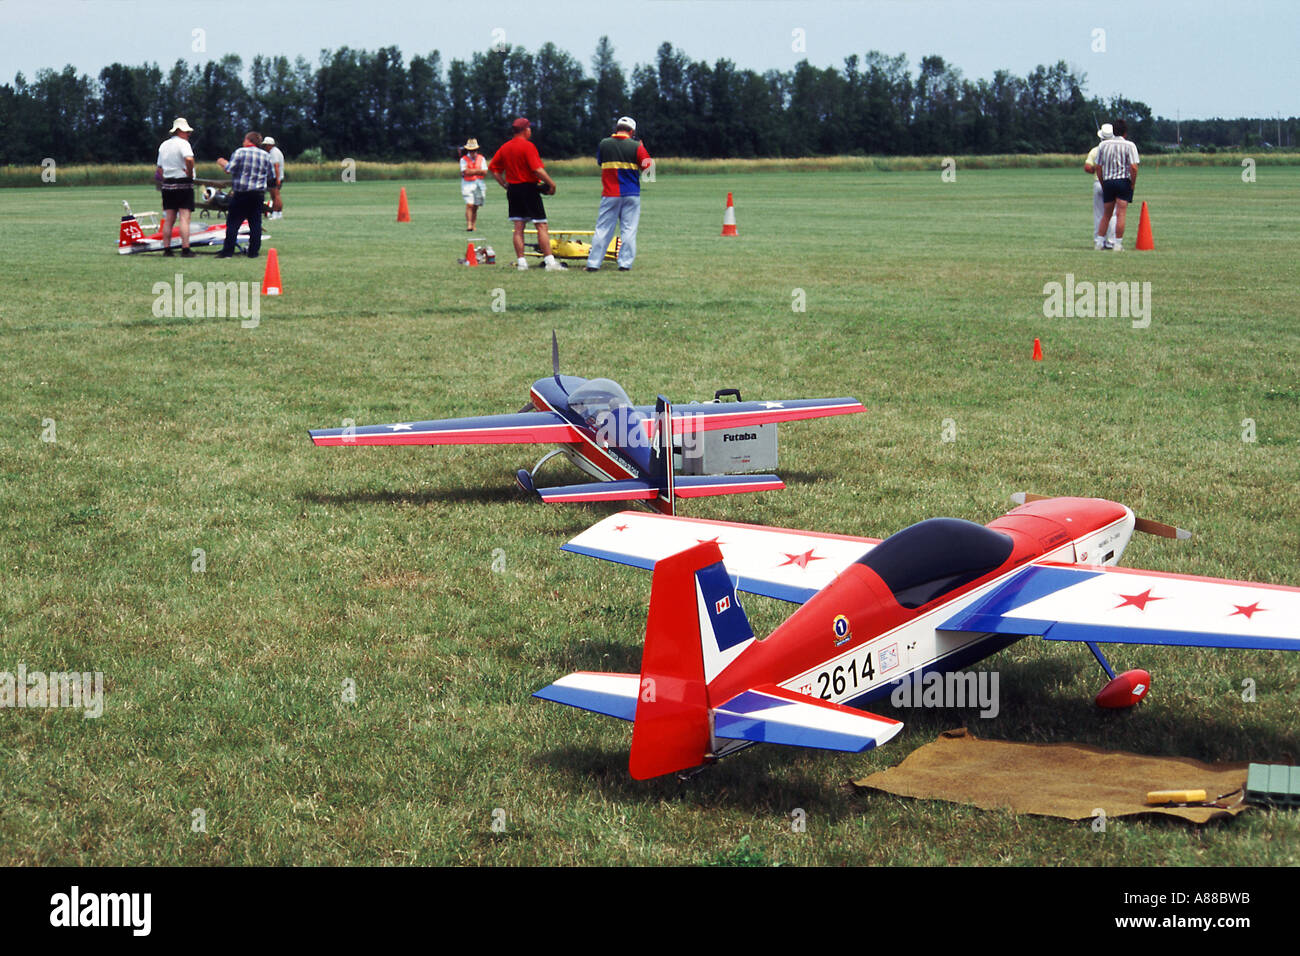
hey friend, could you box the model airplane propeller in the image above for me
[308,334,865,513]
[535,495,1300,779]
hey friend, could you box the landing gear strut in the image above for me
[1086,641,1151,709]
[516,449,566,494]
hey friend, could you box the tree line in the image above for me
[1,37,1292,166]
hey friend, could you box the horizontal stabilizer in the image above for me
[536,479,660,504]
[673,474,786,498]
[532,672,640,721]
[712,684,903,752]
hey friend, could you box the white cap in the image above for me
[1097,123,1113,140]
[263,136,276,146]
[170,117,193,133]
[616,116,636,132]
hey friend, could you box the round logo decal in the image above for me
[832,614,851,645]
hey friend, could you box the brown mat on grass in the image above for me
[852,728,1250,824]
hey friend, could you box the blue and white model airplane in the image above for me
[309,335,865,513]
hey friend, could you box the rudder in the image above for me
[628,540,755,779]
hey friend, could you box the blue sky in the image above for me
[1,0,1296,118]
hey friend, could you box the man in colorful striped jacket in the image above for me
[585,117,652,272]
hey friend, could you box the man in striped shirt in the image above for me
[1094,119,1140,251]
[1084,124,1117,248]
[216,131,273,258]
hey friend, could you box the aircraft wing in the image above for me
[563,511,879,603]
[940,562,1300,651]
[662,397,865,434]
[713,684,903,752]
[309,411,582,446]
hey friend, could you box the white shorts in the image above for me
[461,179,486,206]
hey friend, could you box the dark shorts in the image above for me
[161,181,195,211]
[1101,178,1134,204]
[506,182,547,222]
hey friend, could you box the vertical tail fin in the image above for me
[628,540,754,779]
[119,211,144,247]
[648,395,675,515]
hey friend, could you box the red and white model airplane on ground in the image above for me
[535,494,1300,779]
[117,200,263,254]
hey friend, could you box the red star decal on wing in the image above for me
[1115,589,1164,611]
[1230,601,1265,619]
[778,549,824,570]
[613,524,628,532]
[696,536,723,546]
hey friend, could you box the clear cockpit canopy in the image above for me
[568,378,633,425]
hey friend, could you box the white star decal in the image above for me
[389,423,413,431]
[761,401,785,409]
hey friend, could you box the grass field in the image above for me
[1,164,1298,865]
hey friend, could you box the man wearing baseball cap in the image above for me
[156,118,197,257]
[262,136,285,219]
[488,117,564,270]
[585,116,652,272]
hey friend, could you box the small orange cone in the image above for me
[1032,337,1043,361]
[464,241,479,266]
[1135,201,1154,250]
[397,187,411,222]
[262,248,282,296]
[720,192,738,236]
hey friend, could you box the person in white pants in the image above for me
[1085,124,1118,248]
[585,117,652,272]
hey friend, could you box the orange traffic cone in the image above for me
[397,187,411,222]
[1135,201,1154,250]
[464,241,479,266]
[720,192,738,236]
[1032,337,1043,361]
[262,248,282,296]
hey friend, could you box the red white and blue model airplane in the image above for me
[308,335,864,513]
[535,494,1300,779]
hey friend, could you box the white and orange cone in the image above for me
[721,192,738,236]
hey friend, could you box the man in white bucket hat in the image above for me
[156,118,197,257]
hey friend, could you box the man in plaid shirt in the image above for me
[216,131,273,257]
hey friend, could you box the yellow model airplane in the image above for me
[523,229,619,261]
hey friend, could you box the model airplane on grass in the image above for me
[192,180,273,218]
[308,335,864,513]
[117,201,265,254]
[535,494,1300,779]
[523,228,618,261]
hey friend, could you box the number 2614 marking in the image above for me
[816,652,875,700]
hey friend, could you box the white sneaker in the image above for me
[516,258,529,270]
[1094,235,1105,250]
[1112,239,1123,252]
[543,258,567,271]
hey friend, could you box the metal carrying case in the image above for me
[676,389,779,475]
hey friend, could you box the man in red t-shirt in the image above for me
[488,117,564,271]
